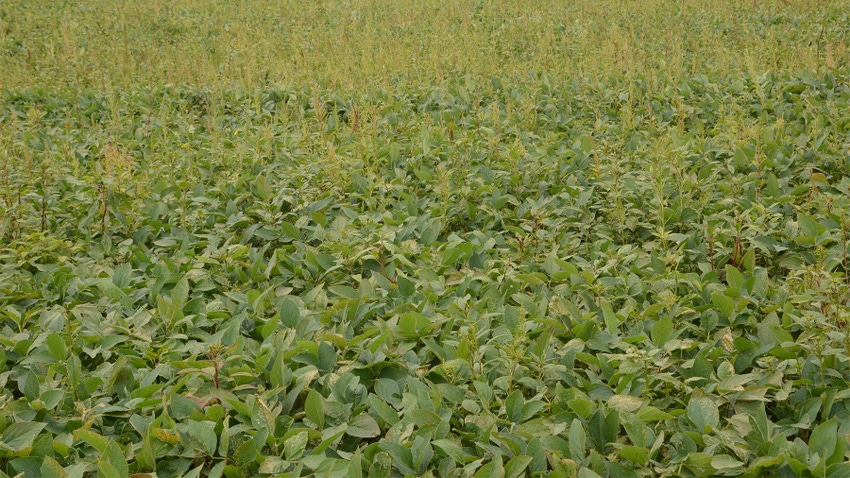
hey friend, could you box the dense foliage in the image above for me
[2,69,850,477]
[4,0,850,476]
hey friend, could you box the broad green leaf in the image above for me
[46,333,67,361]
[280,221,301,240]
[0,422,47,453]
[41,456,67,478]
[826,463,850,478]
[616,445,650,465]
[258,456,288,475]
[260,315,279,339]
[605,461,639,478]
[797,213,821,236]
[733,147,750,169]
[379,442,415,475]
[651,316,673,346]
[809,418,837,463]
[233,439,258,465]
[285,431,308,460]
[347,414,380,438]
[138,431,156,471]
[254,175,270,199]
[67,354,82,392]
[20,370,39,401]
[432,439,467,464]
[687,390,719,432]
[601,300,619,334]
[474,455,503,478]
[504,456,533,478]
[317,342,337,374]
[185,420,217,456]
[74,429,109,453]
[306,390,325,430]
[279,299,300,328]
[637,406,673,422]
[368,395,399,426]
[171,277,189,313]
[96,279,133,308]
[711,292,735,318]
[219,416,230,457]
[577,469,603,478]
[711,454,743,470]
[569,418,586,461]
[505,390,525,423]
[724,265,744,298]
[103,441,129,478]
[97,460,122,478]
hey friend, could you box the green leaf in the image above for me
[279,299,301,328]
[280,221,301,240]
[258,456,288,475]
[650,316,673,346]
[432,439,467,464]
[798,213,821,236]
[826,463,850,478]
[260,314,279,339]
[617,445,650,465]
[185,420,217,456]
[504,455,533,478]
[219,414,230,457]
[168,392,200,420]
[67,354,82,392]
[687,390,719,433]
[809,418,838,462]
[725,265,744,298]
[505,390,525,423]
[577,469,603,478]
[102,441,129,478]
[74,428,110,453]
[0,422,47,453]
[601,300,619,334]
[234,438,258,465]
[379,442,415,475]
[711,454,743,470]
[347,414,380,438]
[171,277,189,313]
[348,448,363,478]
[305,390,325,430]
[40,456,67,478]
[396,275,414,297]
[474,455,503,478]
[46,333,67,361]
[284,431,308,460]
[20,370,40,401]
[733,146,750,169]
[711,292,735,318]
[97,460,122,478]
[317,342,337,374]
[637,406,673,422]
[568,418,586,461]
[138,431,156,471]
[254,175,270,199]
[368,395,399,426]
[568,397,595,419]
[96,278,133,308]
[605,461,639,478]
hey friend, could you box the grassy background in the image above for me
[2,0,849,91]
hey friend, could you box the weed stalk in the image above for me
[100,181,107,236]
